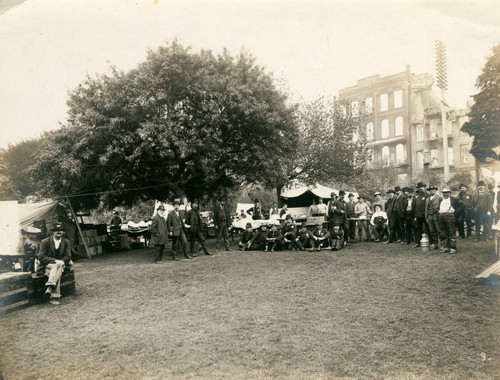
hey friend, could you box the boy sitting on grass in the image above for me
[265,224,282,252]
[239,223,255,251]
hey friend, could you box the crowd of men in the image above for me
[236,181,499,254]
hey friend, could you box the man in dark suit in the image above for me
[167,199,192,260]
[412,182,430,247]
[384,189,396,243]
[346,193,357,240]
[458,184,473,239]
[472,181,493,241]
[149,205,168,263]
[248,199,263,220]
[425,186,442,249]
[389,186,405,243]
[402,188,415,245]
[185,201,212,257]
[334,190,350,246]
[214,199,231,251]
[37,223,72,305]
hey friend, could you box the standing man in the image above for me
[354,195,372,241]
[335,190,350,246]
[458,184,473,239]
[413,182,430,247]
[249,199,263,220]
[488,184,498,225]
[36,223,72,305]
[110,211,122,233]
[403,188,415,245]
[425,186,442,249]
[308,199,319,216]
[346,193,357,240]
[392,186,406,243]
[150,205,168,263]
[472,181,493,241]
[384,189,396,243]
[279,203,290,219]
[214,199,231,251]
[269,202,280,217]
[438,188,465,253]
[167,199,192,260]
[185,201,212,257]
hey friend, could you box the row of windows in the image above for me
[351,89,403,115]
[366,116,404,140]
[367,144,407,166]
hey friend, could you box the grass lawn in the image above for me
[1,239,499,379]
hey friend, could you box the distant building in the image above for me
[339,65,477,186]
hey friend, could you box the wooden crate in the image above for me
[0,272,32,316]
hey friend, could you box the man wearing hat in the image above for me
[388,186,405,243]
[412,182,430,247]
[402,187,415,245]
[354,195,372,241]
[239,223,255,251]
[295,222,312,251]
[346,193,357,240]
[310,222,330,251]
[36,223,72,305]
[214,199,231,251]
[248,199,263,220]
[110,211,122,233]
[247,223,269,250]
[372,192,385,211]
[425,186,442,249]
[438,188,465,253]
[458,184,473,239]
[185,201,212,257]
[167,199,192,260]
[281,215,299,250]
[384,189,396,243]
[334,190,350,246]
[472,181,493,241]
[150,205,169,263]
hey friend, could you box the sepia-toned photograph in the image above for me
[0,0,499,379]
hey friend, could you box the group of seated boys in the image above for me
[238,215,342,252]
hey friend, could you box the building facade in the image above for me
[339,65,477,186]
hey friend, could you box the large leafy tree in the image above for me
[462,43,500,162]
[0,139,41,201]
[262,96,366,199]
[31,41,297,209]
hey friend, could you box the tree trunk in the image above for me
[276,185,283,207]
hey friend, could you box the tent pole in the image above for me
[66,197,92,259]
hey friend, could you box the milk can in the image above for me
[420,233,430,251]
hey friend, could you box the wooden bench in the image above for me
[31,269,76,304]
[0,272,32,316]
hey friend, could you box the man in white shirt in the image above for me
[316,197,328,216]
[438,188,465,254]
[37,223,72,305]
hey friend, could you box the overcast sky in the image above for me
[1,0,499,148]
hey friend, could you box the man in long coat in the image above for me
[185,201,212,256]
[167,199,192,260]
[150,205,168,263]
[214,199,231,251]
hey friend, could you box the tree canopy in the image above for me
[462,43,500,162]
[30,41,297,209]
[262,96,366,198]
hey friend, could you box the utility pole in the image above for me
[435,40,450,182]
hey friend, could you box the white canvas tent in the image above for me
[0,200,77,255]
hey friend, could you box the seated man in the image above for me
[36,223,72,305]
[281,215,298,250]
[330,225,343,250]
[265,224,282,252]
[310,223,330,251]
[239,223,255,251]
[370,205,388,242]
[247,224,269,250]
[295,223,312,251]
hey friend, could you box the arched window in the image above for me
[381,119,389,139]
[396,143,406,164]
[382,146,390,166]
[395,116,403,136]
[366,122,374,140]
